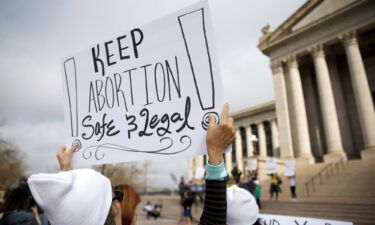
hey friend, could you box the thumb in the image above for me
[208,114,216,129]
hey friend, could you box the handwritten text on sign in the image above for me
[259,214,353,225]
[61,0,225,167]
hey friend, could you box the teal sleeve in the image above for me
[205,160,227,181]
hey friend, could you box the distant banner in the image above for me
[259,214,353,225]
[247,159,257,171]
[266,158,278,174]
[284,160,296,177]
[60,0,226,167]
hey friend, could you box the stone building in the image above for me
[188,0,375,179]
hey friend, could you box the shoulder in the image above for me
[2,211,37,224]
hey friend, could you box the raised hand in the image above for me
[205,103,236,165]
[57,145,77,171]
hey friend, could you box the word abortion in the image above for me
[88,56,182,113]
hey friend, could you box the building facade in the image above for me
[188,0,375,178]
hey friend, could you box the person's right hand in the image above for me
[57,145,77,171]
[206,103,235,166]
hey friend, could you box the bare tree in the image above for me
[93,162,149,190]
[0,139,25,190]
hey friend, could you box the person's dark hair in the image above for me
[104,207,116,225]
[0,184,31,213]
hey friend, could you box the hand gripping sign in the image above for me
[61,0,227,167]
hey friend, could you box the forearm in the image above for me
[199,160,227,225]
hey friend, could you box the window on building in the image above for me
[264,121,274,157]
[231,142,236,163]
[240,127,247,158]
[251,124,259,155]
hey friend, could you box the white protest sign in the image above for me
[61,0,226,167]
[247,159,257,171]
[284,160,296,177]
[266,158,278,174]
[194,168,205,180]
[259,214,353,225]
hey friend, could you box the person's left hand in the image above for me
[205,103,235,165]
[57,145,77,171]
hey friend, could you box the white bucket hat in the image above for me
[28,169,112,225]
[227,185,259,225]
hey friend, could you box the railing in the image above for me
[305,158,347,197]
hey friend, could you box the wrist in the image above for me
[60,165,72,171]
[208,154,223,166]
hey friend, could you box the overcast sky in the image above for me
[0,0,305,189]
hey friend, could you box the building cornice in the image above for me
[230,101,275,120]
[258,0,323,53]
[258,0,367,57]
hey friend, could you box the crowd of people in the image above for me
[0,104,264,225]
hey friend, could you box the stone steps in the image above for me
[261,162,326,198]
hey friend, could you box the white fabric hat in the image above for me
[227,185,259,225]
[28,169,112,225]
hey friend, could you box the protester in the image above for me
[254,180,262,209]
[114,184,140,224]
[178,176,188,205]
[25,103,259,225]
[239,176,256,196]
[289,175,297,200]
[231,163,242,184]
[269,173,281,201]
[0,184,40,225]
[227,185,259,225]
[143,201,160,219]
[28,145,122,225]
[182,192,193,224]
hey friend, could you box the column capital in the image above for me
[284,55,298,69]
[308,43,325,59]
[338,30,358,47]
[270,60,283,74]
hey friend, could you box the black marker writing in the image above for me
[125,96,194,138]
[154,62,166,102]
[92,28,144,76]
[178,8,217,130]
[140,63,153,106]
[82,113,120,141]
[294,220,307,225]
[114,73,128,111]
[125,114,137,139]
[166,56,181,100]
[123,68,137,105]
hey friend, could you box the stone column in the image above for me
[187,157,194,180]
[196,155,204,169]
[270,118,280,157]
[308,44,346,160]
[235,129,244,172]
[285,55,314,163]
[245,126,254,157]
[339,30,375,152]
[225,152,232,173]
[270,60,294,159]
[257,122,267,158]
